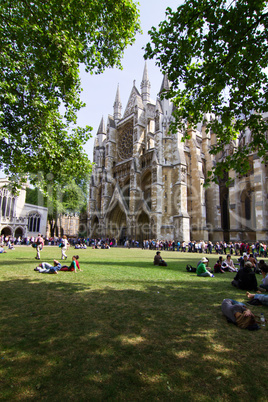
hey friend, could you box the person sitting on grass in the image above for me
[60,255,81,272]
[34,260,61,274]
[153,251,167,266]
[221,299,259,330]
[223,254,238,272]
[258,261,268,290]
[246,292,268,306]
[197,257,214,277]
[232,261,258,291]
[0,246,7,253]
[238,252,248,269]
[214,256,225,273]
[7,240,15,249]
[248,253,257,271]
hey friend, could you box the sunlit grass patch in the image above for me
[0,246,267,400]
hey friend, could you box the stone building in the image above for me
[88,64,268,243]
[0,178,48,239]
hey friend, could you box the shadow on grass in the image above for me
[1,278,267,401]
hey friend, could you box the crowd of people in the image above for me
[152,248,268,331]
[184,251,268,330]
[141,239,267,256]
[0,234,267,258]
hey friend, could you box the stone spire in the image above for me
[113,84,122,122]
[97,116,106,145]
[159,74,170,95]
[97,116,106,135]
[140,62,151,104]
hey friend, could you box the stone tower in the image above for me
[88,64,268,243]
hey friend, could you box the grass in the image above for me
[0,246,268,401]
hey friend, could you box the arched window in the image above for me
[28,213,41,233]
[2,196,6,216]
[33,216,37,232]
[11,198,15,217]
[6,198,11,217]
[29,217,33,231]
[245,196,251,221]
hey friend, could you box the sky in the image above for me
[78,0,182,160]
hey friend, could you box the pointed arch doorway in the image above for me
[90,216,100,238]
[1,227,12,237]
[106,202,128,244]
[137,211,150,242]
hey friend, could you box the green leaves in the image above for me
[145,0,268,183]
[0,0,140,188]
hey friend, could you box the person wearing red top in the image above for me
[60,255,82,272]
[35,234,44,260]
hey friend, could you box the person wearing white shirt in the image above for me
[223,254,238,272]
[61,235,69,260]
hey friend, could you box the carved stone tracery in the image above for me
[118,125,133,161]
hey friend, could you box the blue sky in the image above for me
[78,0,182,160]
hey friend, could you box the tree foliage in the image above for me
[145,0,268,182]
[26,173,90,236]
[0,0,140,188]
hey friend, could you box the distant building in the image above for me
[47,213,80,239]
[88,64,268,243]
[0,178,47,239]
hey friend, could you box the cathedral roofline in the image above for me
[123,85,143,118]
[116,115,135,127]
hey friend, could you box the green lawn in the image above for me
[0,246,267,401]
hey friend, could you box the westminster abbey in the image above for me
[88,64,268,243]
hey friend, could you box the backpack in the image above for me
[186,264,196,273]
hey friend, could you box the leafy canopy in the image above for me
[0,0,140,189]
[26,175,89,215]
[26,172,90,236]
[144,0,268,182]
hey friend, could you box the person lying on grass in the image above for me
[221,299,259,330]
[34,260,61,274]
[60,255,81,272]
[246,292,268,306]
[197,257,214,277]
[0,247,7,253]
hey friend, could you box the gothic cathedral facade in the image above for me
[88,64,268,243]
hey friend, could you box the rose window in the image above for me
[118,127,133,160]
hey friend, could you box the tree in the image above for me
[144,0,268,183]
[0,0,140,189]
[26,174,90,236]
